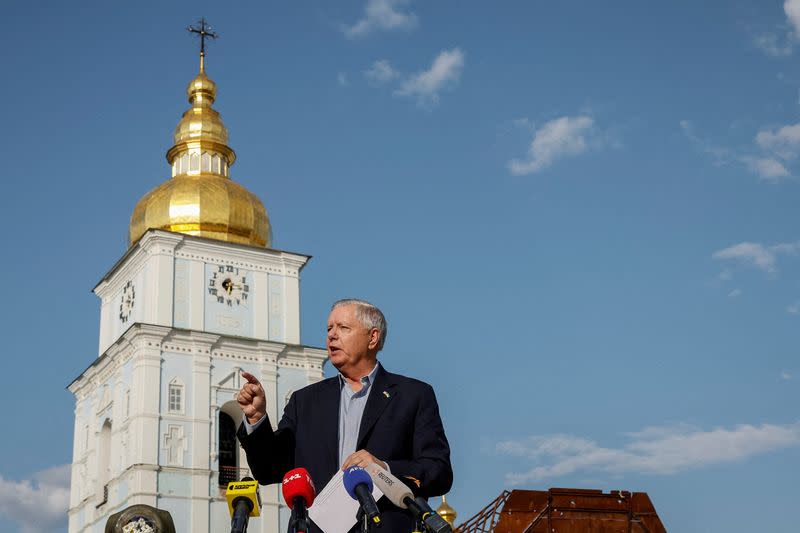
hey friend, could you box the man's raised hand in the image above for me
[238,371,266,424]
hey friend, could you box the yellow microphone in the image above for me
[226,477,261,533]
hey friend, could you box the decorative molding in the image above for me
[163,425,187,467]
[216,370,241,391]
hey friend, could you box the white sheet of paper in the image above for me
[308,470,384,533]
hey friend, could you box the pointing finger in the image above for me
[242,371,261,386]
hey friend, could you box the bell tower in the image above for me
[67,21,327,533]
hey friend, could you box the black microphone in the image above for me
[365,463,451,533]
[407,497,451,533]
[343,466,382,528]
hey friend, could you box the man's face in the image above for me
[326,304,378,372]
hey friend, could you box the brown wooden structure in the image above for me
[456,488,667,533]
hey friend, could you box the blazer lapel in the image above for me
[357,364,396,448]
[318,377,341,471]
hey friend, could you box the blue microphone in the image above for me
[343,466,382,527]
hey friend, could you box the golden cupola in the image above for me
[129,56,271,248]
[437,495,457,527]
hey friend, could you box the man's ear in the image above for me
[368,328,381,350]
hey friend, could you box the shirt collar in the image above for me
[338,362,381,392]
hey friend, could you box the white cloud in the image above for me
[508,115,595,175]
[342,0,418,39]
[496,422,800,485]
[755,123,800,160]
[742,157,790,182]
[680,120,793,182]
[781,371,793,380]
[337,72,349,87]
[394,48,465,106]
[787,301,800,314]
[728,288,742,298]
[712,241,800,275]
[713,242,778,273]
[753,1,800,56]
[785,0,800,35]
[365,59,400,85]
[0,464,70,533]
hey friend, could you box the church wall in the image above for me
[115,478,129,507]
[158,354,193,468]
[211,499,234,532]
[160,351,195,418]
[276,367,311,411]
[97,264,147,355]
[173,257,191,329]
[155,494,191,531]
[158,471,192,498]
[268,273,285,341]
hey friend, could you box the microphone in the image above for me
[407,497,452,533]
[343,466,382,528]
[226,477,261,533]
[282,468,316,533]
[365,463,451,533]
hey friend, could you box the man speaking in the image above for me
[236,299,453,532]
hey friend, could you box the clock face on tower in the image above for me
[208,264,249,306]
[119,280,135,323]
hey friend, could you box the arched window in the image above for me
[97,419,112,505]
[218,412,237,486]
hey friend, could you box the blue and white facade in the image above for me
[67,229,327,533]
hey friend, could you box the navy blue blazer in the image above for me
[237,364,453,532]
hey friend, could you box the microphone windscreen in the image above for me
[343,466,373,500]
[282,468,316,508]
[365,462,412,509]
[226,479,261,518]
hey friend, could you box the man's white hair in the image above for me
[331,298,388,351]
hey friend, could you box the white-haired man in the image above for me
[236,298,452,532]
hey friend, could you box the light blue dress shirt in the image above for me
[337,363,380,468]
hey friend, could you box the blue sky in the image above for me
[1,1,799,531]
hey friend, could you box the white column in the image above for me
[284,274,300,344]
[189,259,205,330]
[98,295,113,356]
[130,341,163,468]
[190,342,212,531]
[252,271,269,340]
[150,252,175,326]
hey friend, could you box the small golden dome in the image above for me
[437,495,457,526]
[167,69,235,166]
[128,63,270,248]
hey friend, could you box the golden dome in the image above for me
[437,495,457,526]
[129,63,270,247]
